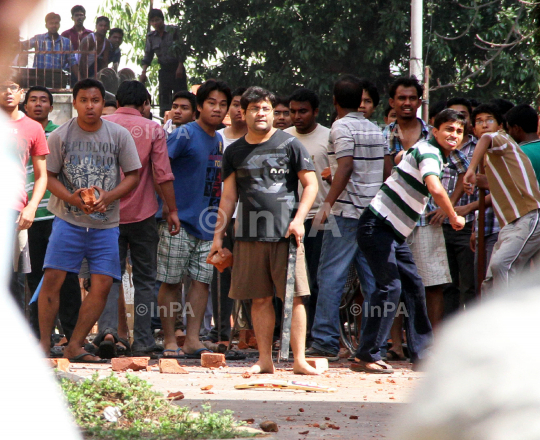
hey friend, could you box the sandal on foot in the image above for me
[68,352,110,364]
[225,350,246,360]
[386,349,407,361]
[159,348,186,359]
[305,347,339,362]
[93,328,131,358]
[350,359,394,374]
[184,348,213,359]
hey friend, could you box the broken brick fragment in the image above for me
[201,352,226,368]
[259,420,279,432]
[159,358,188,374]
[306,357,329,371]
[111,357,149,372]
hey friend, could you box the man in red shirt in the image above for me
[0,80,48,308]
[102,80,180,356]
[60,5,92,51]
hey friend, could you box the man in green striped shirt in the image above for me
[24,86,81,343]
[351,109,466,373]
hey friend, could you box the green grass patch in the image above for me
[60,372,252,439]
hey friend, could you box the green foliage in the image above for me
[425,1,540,105]
[61,373,249,439]
[99,0,540,122]
[163,0,540,123]
[98,0,161,98]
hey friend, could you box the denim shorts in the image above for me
[44,217,121,280]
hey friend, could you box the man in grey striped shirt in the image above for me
[351,109,466,373]
[307,75,389,360]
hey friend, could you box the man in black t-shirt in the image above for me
[208,86,320,375]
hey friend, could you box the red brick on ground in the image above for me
[306,357,329,371]
[111,357,150,371]
[49,358,70,371]
[159,358,188,374]
[201,352,226,368]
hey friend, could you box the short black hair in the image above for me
[45,12,61,23]
[471,104,504,126]
[506,104,538,134]
[433,108,466,129]
[388,76,423,100]
[148,9,165,21]
[447,97,473,118]
[469,98,480,108]
[109,28,124,38]
[116,80,148,107]
[429,100,447,120]
[489,98,514,117]
[96,16,110,26]
[289,88,319,111]
[104,100,117,109]
[71,5,85,16]
[231,87,247,99]
[384,105,393,117]
[274,96,290,108]
[361,79,380,108]
[24,86,53,106]
[196,79,232,110]
[73,78,105,100]
[240,86,276,110]
[172,90,196,112]
[333,74,363,109]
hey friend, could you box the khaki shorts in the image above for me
[230,240,310,300]
[407,224,451,287]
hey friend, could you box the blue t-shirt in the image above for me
[168,121,223,240]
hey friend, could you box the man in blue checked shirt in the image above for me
[23,13,79,81]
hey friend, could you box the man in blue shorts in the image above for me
[38,78,141,362]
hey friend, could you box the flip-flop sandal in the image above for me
[159,348,186,359]
[184,348,213,359]
[98,340,116,359]
[68,352,110,364]
[305,347,339,362]
[50,346,64,358]
[225,350,246,360]
[94,328,131,358]
[386,349,407,361]
[349,360,394,374]
[115,337,132,357]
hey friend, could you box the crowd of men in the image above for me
[19,5,185,114]
[5,7,540,376]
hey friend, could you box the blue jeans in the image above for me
[355,209,432,363]
[310,214,376,355]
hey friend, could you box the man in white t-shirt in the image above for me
[284,88,330,339]
[206,87,247,343]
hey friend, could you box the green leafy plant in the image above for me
[61,373,250,439]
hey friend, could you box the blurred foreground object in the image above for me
[396,274,540,440]
[0,0,82,437]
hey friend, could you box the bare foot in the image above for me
[293,359,321,375]
[245,361,275,375]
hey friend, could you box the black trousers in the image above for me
[158,65,188,117]
[208,220,235,341]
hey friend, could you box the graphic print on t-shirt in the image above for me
[62,139,121,222]
[222,130,315,242]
